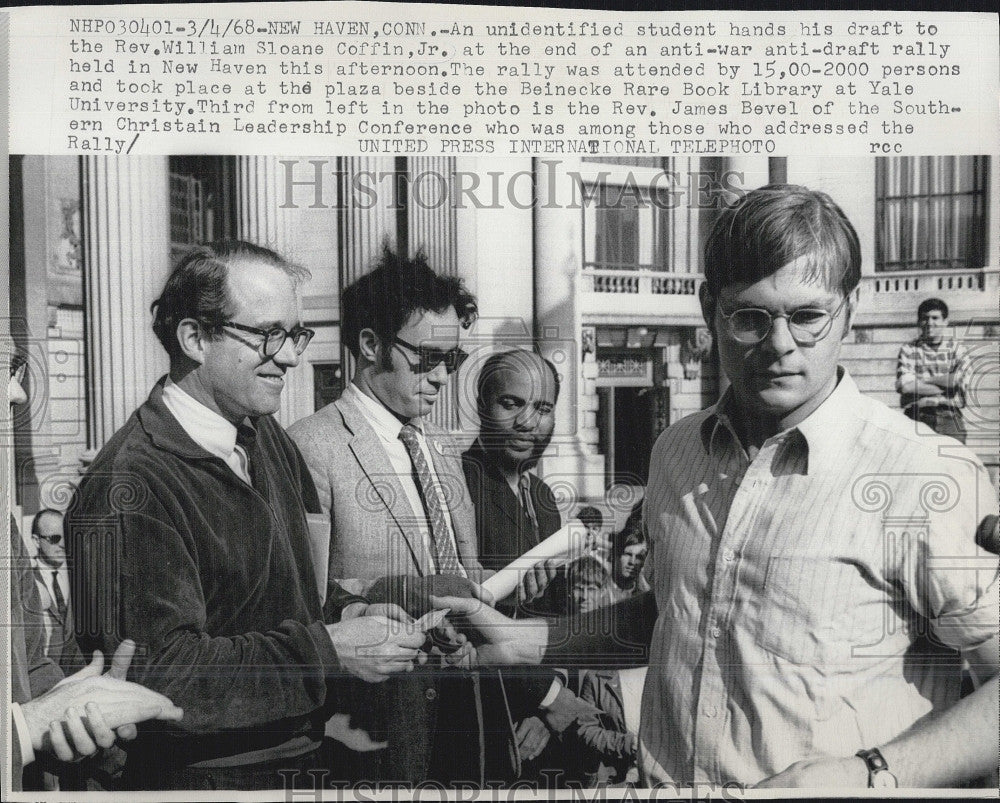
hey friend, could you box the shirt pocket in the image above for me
[755,556,860,665]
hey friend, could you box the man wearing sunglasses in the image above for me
[290,248,497,785]
[437,185,998,790]
[66,241,426,790]
[29,509,78,669]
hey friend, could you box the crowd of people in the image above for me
[6,184,997,793]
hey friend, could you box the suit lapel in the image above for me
[335,396,431,576]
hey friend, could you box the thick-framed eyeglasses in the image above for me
[222,322,315,357]
[720,296,850,345]
[393,337,468,375]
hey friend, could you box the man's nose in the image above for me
[762,314,797,354]
[427,360,449,386]
[272,336,301,368]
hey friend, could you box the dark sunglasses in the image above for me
[35,532,62,544]
[393,337,468,375]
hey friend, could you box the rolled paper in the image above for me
[481,522,590,602]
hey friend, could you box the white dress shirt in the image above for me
[343,383,464,576]
[162,378,253,486]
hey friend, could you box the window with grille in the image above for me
[875,156,989,272]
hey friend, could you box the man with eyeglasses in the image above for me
[437,185,998,789]
[66,241,426,790]
[289,247,501,785]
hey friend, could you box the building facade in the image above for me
[8,154,998,533]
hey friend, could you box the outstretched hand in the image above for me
[430,591,548,666]
[21,641,184,762]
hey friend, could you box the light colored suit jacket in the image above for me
[289,393,483,587]
[288,393,494,783]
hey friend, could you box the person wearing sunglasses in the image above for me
[435,185,998,791]
[64,241,426,790]
[28,509,79,670]
[289,247,498,785]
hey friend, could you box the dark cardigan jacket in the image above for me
[67,380,362,771]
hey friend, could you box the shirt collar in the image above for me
[343,383,423,444]
[161,377,240,463]
[700,367,863,474]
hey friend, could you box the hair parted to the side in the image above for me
[703,184,861,300]
[341,246,478,368]
[918,297,949,319]
[475,348,561,418]
[150,241,309,363]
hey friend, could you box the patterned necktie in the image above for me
[52,570,67,618]
[518,472,541,547]
[398,423,463,575]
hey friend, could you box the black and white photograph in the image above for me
[3,3,999,800]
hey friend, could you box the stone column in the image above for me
[338,156,400,380]
[232,156,315,428]
[533,157,605,502]
[81,156,171,456]
[408,157,460,430]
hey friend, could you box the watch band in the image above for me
[856,747,898,788]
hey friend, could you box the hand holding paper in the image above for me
[481,522,590,603]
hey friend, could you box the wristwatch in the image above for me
[856,748,898,788]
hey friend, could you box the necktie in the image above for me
[51,570,67,619]
[398,423,463,575]
[236,423,268,495]
[518,473,541,547]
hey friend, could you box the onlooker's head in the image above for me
[576,505,606,551]
[567,555,612,614]
[32,508,65,567]
[343,247,477,420]
[151,241,313,424]
[611,509,648,589]
[700,185,860,431]
[917,298,949,346]
[476,349,560,473]
[9,353,28,407]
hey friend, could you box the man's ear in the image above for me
[358,328,381,364]
[699,283,717,334]
[841,290,859,340]
[176,319,208,365]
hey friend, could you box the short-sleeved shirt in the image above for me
[897,337,971,411]
[639,370,998,785]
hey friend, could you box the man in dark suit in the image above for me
[462,349,594,785]
[30,509,79,670]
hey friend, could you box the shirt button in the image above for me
[710,626,722,639]
[704,705,718,718]
[723,549,736,562]
[425,687,438,701]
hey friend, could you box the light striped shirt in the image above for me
[639,369,998,785]
[897,337,971,411]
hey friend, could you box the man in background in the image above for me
[30,508,78,668]
[896,297,970,443]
